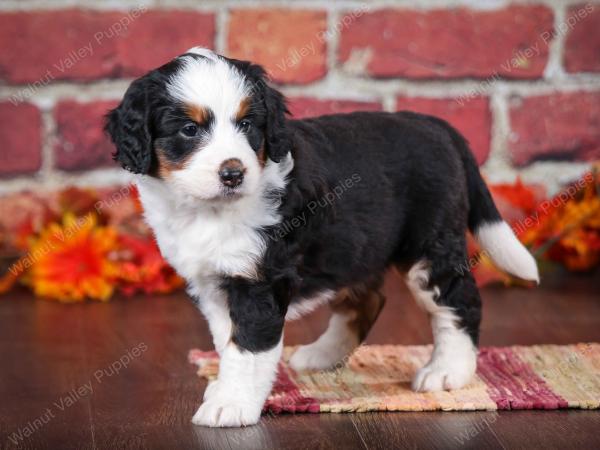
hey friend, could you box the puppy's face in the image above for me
[156,52,266,200]
[105,48,290,201]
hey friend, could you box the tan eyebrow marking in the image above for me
[185,104,211,124]
[235,97,251,122]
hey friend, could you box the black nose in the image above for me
[219,160,245,187]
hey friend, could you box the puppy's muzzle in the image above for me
[219,158,245,188]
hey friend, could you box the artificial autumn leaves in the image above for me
[0,186,182,302]
[0,169,598,302]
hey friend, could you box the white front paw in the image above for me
[203,379,220,401]
[289,342,353,371]
[192,385,262,427]
[412,348,477,392]
[192,400,261,428]
[289,344,334,371]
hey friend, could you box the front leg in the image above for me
[290,280,385,371]
[192,339,282,427]
[190,283,231,355]
[192,278,287,427]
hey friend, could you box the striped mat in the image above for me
[188,343,600,413]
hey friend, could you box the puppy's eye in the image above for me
[239,119,252,133]
[181,123,198,137]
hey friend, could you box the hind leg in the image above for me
[405,261,481,391]
[289,280,385,371]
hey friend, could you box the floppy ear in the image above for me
[242,61,291,163]
[263,83,292,163]
[104,80,153,174]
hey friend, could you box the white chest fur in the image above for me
[135,177,282,284]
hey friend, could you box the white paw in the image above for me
[289,343,348,371]
[412,348,477,392]
[203,379,220,401]
[192,384,262,427]
[192,400,261,428]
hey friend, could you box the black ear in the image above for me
[263,83,291,163]
[238,60,291,163]
[105,79,153,174]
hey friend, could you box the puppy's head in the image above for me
[105,48,290,201]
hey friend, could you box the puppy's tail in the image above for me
[437,119,539,283]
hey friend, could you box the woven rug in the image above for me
[188,343,600,413]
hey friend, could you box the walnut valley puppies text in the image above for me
[8,6,147,106]
[6,342,147,445]
[267,173,362,242]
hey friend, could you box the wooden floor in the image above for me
[1,269,599,450]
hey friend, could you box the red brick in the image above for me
[54,100,118,171]
[396,97,491,164]
[564,4,600,73]
[288,97,382,119]
[508,92,600,166]
[0,102,42,177]
[228,9,327,84]
[0,9,214,84]
[113,10,215,78]
[339,6,554,79]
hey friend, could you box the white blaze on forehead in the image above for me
[167,55,250,121]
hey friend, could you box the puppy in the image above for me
[105,47,539,427]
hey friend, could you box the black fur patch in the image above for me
[222,274,294,352]
[105,57,186,174]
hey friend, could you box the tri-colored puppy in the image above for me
[105,48,539,427]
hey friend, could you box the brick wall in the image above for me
[0,0,599,195]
